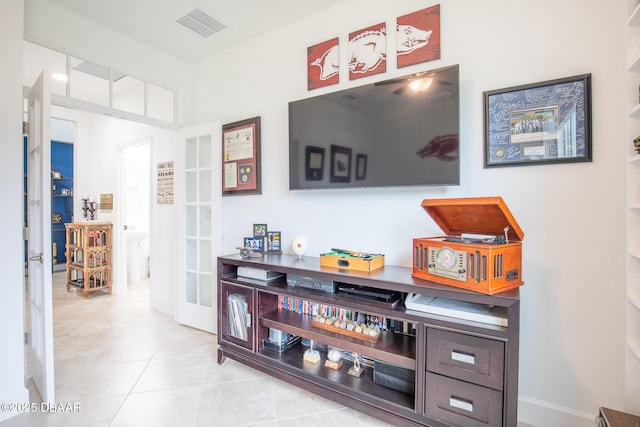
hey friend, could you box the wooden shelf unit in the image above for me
[65,222,112,296]
[217,253,520,427]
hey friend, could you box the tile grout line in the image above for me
[106,345,159,427]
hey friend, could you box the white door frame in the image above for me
[114,137,152,295]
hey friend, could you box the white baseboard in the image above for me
[519,395,597,427]
[150,297,173,316]
[0,387,29,422]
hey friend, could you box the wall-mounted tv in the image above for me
[289,64,460,190]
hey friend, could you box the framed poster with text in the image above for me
[222,117,261,196]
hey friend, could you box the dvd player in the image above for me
[334,283,401,308]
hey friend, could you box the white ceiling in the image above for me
[48,0,350,63]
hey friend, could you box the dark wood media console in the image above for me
[217,254,519,427]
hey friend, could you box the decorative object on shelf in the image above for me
[236,246,262,259]
[312,314,381,343]
[634,136,640,154]
[484,73,592,167]
[308,37,339,90]
[222,116,261,196]
[396,4,441,68]
[348,352,364,377]
[52,213,63,224]
[81,196,97,221]
[413,196,524,295]
[349,22,387,80]
[325,347,343,370]
[320,248,385,272]
[291,235,308,259]
[303,339,321,364]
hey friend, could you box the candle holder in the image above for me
[81,198,89,220]
[81,198,97,220]
[88,201,97,220]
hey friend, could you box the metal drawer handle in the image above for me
[451,350,475,365]
[450,396,474,412]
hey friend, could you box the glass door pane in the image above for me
[184,134,213,308]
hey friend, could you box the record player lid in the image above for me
[420,196,524,242]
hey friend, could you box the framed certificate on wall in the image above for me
[222,116,261,196]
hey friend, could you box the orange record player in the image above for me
[412,196,524,295]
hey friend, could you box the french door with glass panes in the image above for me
[176,123,221,333]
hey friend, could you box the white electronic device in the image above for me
[404,293,508,327]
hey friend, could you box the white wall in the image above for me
[0,0,29,421]
[192,0,627,425]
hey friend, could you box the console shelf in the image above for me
[260,309,416,369]
[217,254,520,427]
[260,343,416,411]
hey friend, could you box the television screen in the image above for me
[289,64,460,190]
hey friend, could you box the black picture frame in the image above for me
[356,154,367,180]
[305,146,325,181]
[483,74,592,167]
[253,223,267,237]
[330,144,352,182]
[266,231,282,253]
[244,237,264,252]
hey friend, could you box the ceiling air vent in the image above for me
[177,9,226,38]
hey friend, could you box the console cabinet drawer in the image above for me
[425,372,502,427]
[427,328,504,390]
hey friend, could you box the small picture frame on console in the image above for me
[244,237,264,252]
[253,224,267,237]
[266,231,282,253]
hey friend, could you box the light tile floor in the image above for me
[0,273,393,427]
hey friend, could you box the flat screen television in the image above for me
[289,64,460,190]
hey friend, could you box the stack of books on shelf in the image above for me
[228,294,249,341]
[277,295,416,336]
